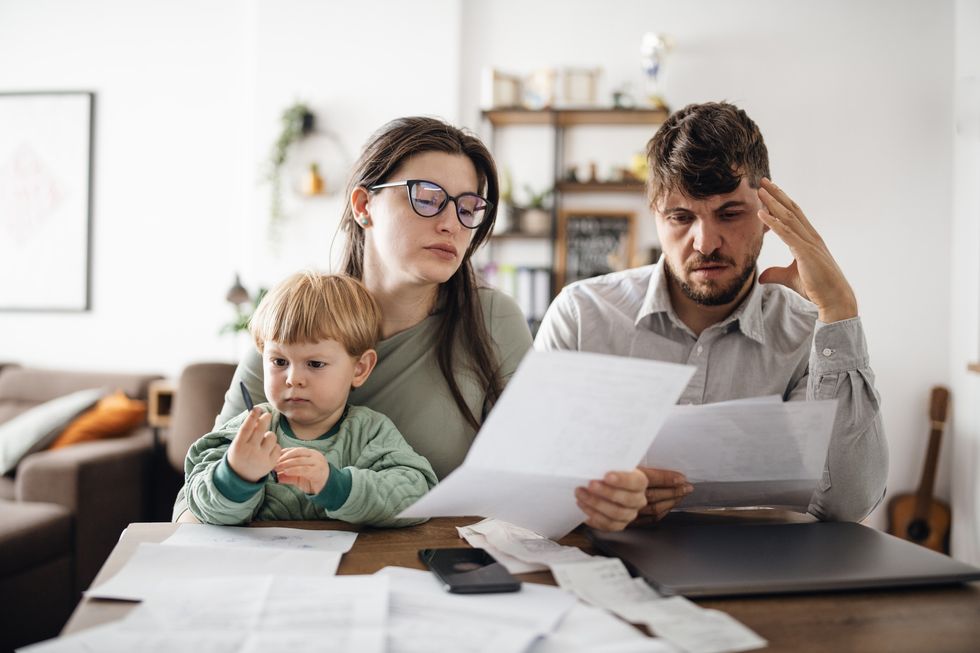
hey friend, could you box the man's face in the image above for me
[654,177,767,307]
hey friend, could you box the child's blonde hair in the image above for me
[250,272,381,356]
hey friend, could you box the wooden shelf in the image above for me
[482,107,667,128]
[491,230,551,241]
[556,181,646,193]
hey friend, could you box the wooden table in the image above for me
[64,517,980,652]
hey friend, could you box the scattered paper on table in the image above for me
[85,543,341,601]
[163,523,357,552]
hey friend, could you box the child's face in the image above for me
[262,339,373,439]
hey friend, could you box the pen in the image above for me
[239,382,277,483]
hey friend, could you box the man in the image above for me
[535,101,887,523]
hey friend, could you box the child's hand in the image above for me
[227,409,282,483]
[275,448,330,495]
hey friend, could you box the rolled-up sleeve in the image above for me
[793,317,888,521]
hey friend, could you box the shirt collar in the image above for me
[635,256,767,345]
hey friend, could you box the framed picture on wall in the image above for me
[0,91,94,311]
[554,209,636,291]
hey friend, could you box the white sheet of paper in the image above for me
[401,466,587,539]
[643,609,767,653]
[85,543,341,601]
[643,398,837,510]
[400,351,695,538]
[529,603,679,653]
[377,566,577,653]
[457,523,548,574]
[467,352,695,478]
[462,519,592,569]
[551,558,660,608]
[118,575,387,653]
[162,524,357,552]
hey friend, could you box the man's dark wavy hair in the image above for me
[646,101,770,209]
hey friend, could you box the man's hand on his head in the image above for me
[756,178,859,324]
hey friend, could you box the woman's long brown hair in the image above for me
[339,116,502,430]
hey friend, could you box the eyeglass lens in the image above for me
[409,181,488,228]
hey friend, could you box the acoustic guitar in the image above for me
[887,386,951,553]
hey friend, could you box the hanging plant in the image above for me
[267,101,315,223]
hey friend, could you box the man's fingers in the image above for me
[638,466,687,488]
[578,500,632,531]
[645,483,694,503]
[576,488,641,525]
[760,178,818,235]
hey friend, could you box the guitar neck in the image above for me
[913,425,944,520]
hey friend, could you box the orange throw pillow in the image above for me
[47,390,147,450]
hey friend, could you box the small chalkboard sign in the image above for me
[555,210,636,290]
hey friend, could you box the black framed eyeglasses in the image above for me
[368,179,492,229]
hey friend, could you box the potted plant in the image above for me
[520,184,552,235]
[267,102,315,223]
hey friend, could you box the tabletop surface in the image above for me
[64,515,980,653]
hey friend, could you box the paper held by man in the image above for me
[398,351,837,538]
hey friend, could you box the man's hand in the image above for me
[275,448,330,495]
[227,409,282,483]
[575,469,648,531]
[635,467,694,523]
[756,178,858,324]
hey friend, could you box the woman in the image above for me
[175,116,645,530]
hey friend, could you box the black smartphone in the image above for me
[419,547,521,594]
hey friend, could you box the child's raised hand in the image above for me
[227,409,282,483]
[275,448,330,495]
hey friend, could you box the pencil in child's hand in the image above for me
[239,381,277,483]
[240,382,254,411]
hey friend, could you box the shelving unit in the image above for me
[479,107,668,326]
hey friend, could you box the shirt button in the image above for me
[822,348,834,357]
[697,345,703,355]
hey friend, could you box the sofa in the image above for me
[0,365,161,651]
[155,362,238,521]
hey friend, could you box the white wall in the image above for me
[0,0,964,533]
[950,0,980,565]
[0,0,460,374]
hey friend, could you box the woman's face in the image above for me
[361,151,480,289]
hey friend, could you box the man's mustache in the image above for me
[686,253,736,272]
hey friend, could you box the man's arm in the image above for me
[790,319,888,521]
[756,178,887,521]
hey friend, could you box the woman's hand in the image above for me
[275,448,331,495]
[635,467,694,523]
[575,469,649,531]
[227,409,282,483]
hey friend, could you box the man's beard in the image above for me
[665,251,757,307]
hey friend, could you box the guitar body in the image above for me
[887,493,951,553]
[887,386,952,554]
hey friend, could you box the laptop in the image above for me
[588,519,980,598]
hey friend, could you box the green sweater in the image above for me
[184,404,437,528]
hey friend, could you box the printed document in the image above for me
[399,351,694,538]
[643,397,837,510]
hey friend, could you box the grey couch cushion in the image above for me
[0,476,14,500]
[0,367,158,405]
[0,500,72,577]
